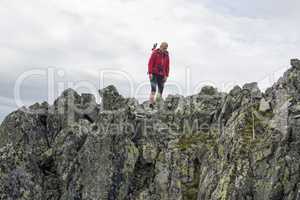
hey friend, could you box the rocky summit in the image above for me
[1,59,300,200]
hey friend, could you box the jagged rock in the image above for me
[79,93,99,122]
[1,59,300,200]
[291,58,300,70]
[259,98,271,112]
[99,85,126,110]
[229,85,242,97]
[199,85,218,96]
[242,82,262,99]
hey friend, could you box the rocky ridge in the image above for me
[1,59,300,200]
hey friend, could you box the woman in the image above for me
[147,42,170,108]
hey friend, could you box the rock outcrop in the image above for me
[1,59,300,200]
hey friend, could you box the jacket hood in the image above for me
[155,49,169,55]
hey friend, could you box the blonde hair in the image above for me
[160,42,168,47]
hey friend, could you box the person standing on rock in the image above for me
[148,42,170,108]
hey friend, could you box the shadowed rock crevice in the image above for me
[126,156,156,199]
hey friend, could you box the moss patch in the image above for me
[182,158,201,200]
[176,131,217,151]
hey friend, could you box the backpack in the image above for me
[152,43,158,51]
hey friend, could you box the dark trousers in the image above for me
[150,74,165,94]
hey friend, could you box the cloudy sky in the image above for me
[1,0,300,122]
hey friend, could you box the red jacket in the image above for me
[148,49,170,77]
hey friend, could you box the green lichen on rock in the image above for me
[176,131,217,151]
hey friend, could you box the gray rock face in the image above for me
[259,98,271,112]
[291,58,300,70]
[1,59,300,200]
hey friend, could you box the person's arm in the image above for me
[148,52,156,79]
[165,55,170,79]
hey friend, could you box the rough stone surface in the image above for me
[291,58,300,70]
[259,98,271,112]
[1,59,300,200]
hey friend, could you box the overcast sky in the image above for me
[1,0,300,122]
